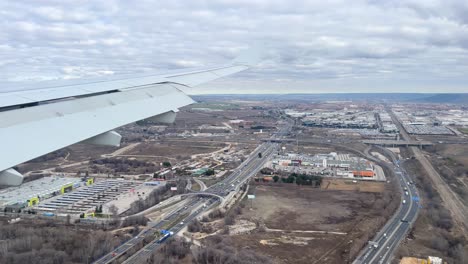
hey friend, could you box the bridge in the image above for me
[362,140,433,147]
[261,138,296,143]
[181,192,224,201]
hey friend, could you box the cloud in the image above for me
[0,0,468,93]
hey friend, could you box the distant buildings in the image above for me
[269,152,378,180]
[400,256,443,264]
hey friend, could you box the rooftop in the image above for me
[0,176,81,206]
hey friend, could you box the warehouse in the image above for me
[269,152,384,181]
[0,176,82,211]
[34,179,140,215]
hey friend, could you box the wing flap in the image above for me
[0,84,194,172]
[0,47,261,180]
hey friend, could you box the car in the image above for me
[180,221,184,225]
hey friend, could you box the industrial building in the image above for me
[269,152,383,180]
[300,110,378,129]
[33,179,140,215]
[0,176,83,211]
[400,256,443,264]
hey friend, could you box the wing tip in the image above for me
[232,45,263,67]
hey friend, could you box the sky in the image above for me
[1,0,468,94]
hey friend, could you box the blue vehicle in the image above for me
[158,230,174,243]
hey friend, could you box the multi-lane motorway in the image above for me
[354,148,420,264]
[93,122,291,263]
[93,197,212,264]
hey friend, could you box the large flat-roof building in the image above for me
[0,176,82,209]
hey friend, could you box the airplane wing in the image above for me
[0,49,260,185]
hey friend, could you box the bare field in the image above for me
[322,178,385,193]
[18,143,116,173]
[126,141,226,158]
[229,184,390,264]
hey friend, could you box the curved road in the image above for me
[354,148,420,264]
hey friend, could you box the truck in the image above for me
[158,230,174,243]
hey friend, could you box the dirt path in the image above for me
[106,142,141,156]
[191,143,231,159]
[265,227,347,235]
[412,147,468,234]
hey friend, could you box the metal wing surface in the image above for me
[0,50,259,185]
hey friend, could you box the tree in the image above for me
[286,175,295,183]
[162,161,172,167]
[204,169,215,176]
[273,175,279,183]
[108,205,119,218]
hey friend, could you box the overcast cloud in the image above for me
[1,0,468,94]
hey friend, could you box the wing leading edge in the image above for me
[0,49,260,185]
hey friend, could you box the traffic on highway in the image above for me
[93,121,292,263]
[354,148,420,264]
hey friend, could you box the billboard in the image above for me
[170,187,177,191]
[247,195,256,199]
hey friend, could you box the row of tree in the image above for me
[0,220,124,264]
[257,172,323,187]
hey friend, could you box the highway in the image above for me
[122,198,212,264]
[93,197,210,264]
[93,121,291,263]
[354,148,420,264]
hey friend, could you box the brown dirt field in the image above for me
[230,184,390,264]
[322,178,385,193]
[18,143,116,172]
[230,232,345,264]
[430,144,468,168]
[126,141,226,157]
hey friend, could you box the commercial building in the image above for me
[33,179,140,215]
[0,176,83,211]
[399,256,443,264]
[270,152,380,180]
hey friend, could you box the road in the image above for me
[387,107,468,234]
[193,177,207,191]
[354,147,420,264]
[93,121,292,263]
[93,197,208,264]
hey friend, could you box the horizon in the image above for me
[2,1,468,93]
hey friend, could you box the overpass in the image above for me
[261,138,296,143]
[362,140,433,147]
[181,192,224,201]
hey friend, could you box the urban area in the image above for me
[1,95,467,264]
